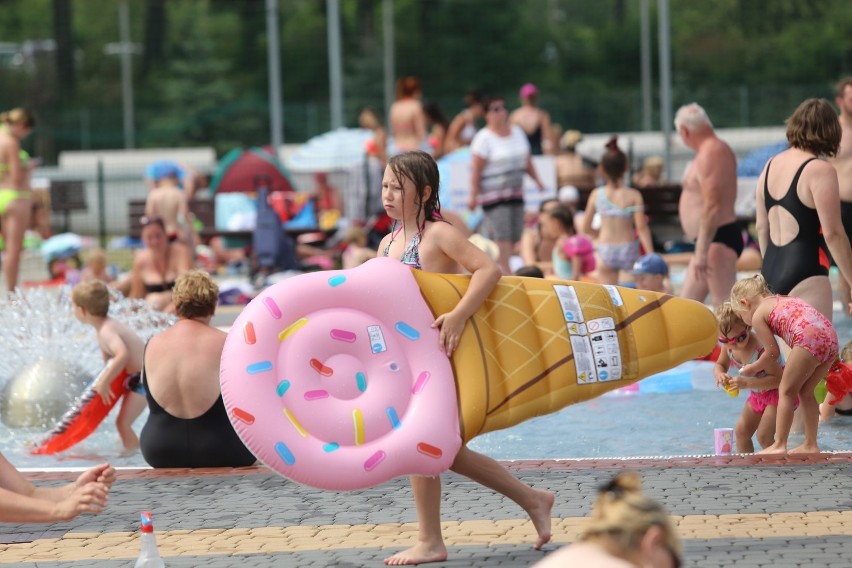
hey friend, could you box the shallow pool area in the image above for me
[4,360,851,470]
[4,283,852,470]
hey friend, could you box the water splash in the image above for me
[0,286,174,428]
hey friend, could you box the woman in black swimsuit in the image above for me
[140,270,255,468]
[129,216,192,313]
[756,98,852,321]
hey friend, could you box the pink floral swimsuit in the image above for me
[767,296,838,364]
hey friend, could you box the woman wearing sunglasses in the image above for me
[712,302,788,453]
[129,216,192,313]
[469,95,546,274]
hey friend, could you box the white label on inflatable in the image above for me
[602,285,624,308]
[554,285,584,324]
[367,325,387,354]
[591,330,622,381]
[570,335,597,383]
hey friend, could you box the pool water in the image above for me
[5,299,852,470]
[5,361,851,469]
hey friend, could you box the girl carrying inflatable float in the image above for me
[220,151,719,492]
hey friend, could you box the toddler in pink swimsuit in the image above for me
[731,275,838,455]
[713,302,790,453]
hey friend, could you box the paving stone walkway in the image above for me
[2,454,850,567]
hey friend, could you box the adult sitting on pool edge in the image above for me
[139,270,256,468]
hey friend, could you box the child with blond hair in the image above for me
[71,281,146,452]
[730,274,838,454]
[713,302,787,453]
[80,248,114,284]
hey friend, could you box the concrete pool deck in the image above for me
[3,453,851,567]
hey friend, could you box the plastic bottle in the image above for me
[134,512,165,568]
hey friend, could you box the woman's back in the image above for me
[763,148,824,246]
[145,322,224,418]
[389,99,426,151]
[141,321,255,468]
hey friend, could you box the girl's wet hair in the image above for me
[583,472,682,567]
[730,274,772,308]
[547,204,576,235]
[601,135,627,181]
[715,301,746,337]
[387,150,441,225]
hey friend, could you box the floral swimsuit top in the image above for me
[382,223,423,270]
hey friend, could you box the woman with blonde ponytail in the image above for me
[534,472,682,568]
[0,108,36,291]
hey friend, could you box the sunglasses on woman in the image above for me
[718,329,749,344]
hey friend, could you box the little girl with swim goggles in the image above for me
[713,302,788,453]
[730,274,838,455]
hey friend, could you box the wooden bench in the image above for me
[50,180,88,233]
[637,184,683,227]
[128,196,322,243]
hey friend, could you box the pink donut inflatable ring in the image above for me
[220,257,462,490]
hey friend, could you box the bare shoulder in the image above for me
[699,138,735,164]
[427,219,463,241]
[805,157,837,177]
[625,187,644,201]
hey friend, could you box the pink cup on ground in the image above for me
[714,428,734,455]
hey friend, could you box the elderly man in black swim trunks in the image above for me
[675,103,741,306]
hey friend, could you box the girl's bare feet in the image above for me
[757,444,787,455]
[528,489,555,550]
[384,541,448,566]
[789,443,820,454]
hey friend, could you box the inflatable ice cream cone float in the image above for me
[221,258,717,490]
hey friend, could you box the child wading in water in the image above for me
[713,302,788,453]
[730,275,838,454]
[377,150,554,565]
